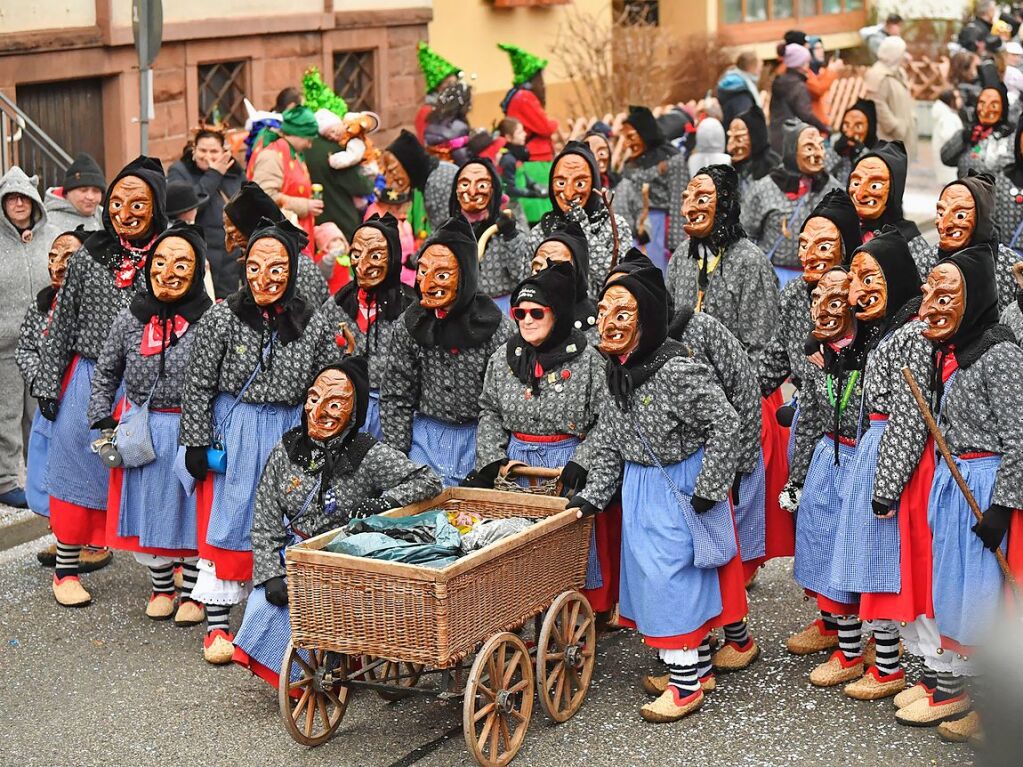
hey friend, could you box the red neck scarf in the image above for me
[356,289,378,334]
[114,233,157,289]
[785,175,812,201]
[140,315,190,356]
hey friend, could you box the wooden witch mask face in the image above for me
[584,135,611,174]
[305,369,355,442]
[848,251,887,321]
[811,269,854,341]
[597,284,641,356]
[246,237,290,307]
[848,157,890,221]
[417,244,459,311]
[798,217,843,283]
[455,164,494,215]
[551,154,593,213]
[349,227,390,290]
[620,122,646,158]
[223,210,247,253]
[380,150,412,196]
[796,128,825,176]
[920,262,966,342]
[841,109,870,144]
[977,88,1003,127]
[726,119,751,162]
[108,175,154,240]
[48,233,81,289]
[936,185,977,251]
[681,174,717,239]
[531,240,573,274]
[151,236,197,303]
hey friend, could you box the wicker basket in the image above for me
[285,487,592,668]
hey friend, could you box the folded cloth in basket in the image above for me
[324,510,463,567]
[461,518,534,552]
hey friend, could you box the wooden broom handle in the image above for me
[597,187,620,270]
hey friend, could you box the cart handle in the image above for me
[502,464,563,480]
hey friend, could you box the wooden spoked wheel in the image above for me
[278,642,350,747]
[463,632,535,767]
[537,591,596,723]
[359,655,425,701]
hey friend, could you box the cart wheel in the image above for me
[536,591,596,723]
[463,632,534,767]
[360,655,425,701]
[278,641,351,747]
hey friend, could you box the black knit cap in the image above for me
[784,29,808,46]
[599,248,669,363]
[842,99,878,147]
[63,152,106,192]
[940,170,997,254]
[225,182,284,237]
[386,129,435,191]
[624,105,666,151]
[512,260,576,351]
[851,224,921,320]
[801,188,861,265]
[548,141,602,215]
[941,242,1001,358]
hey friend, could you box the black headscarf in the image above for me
[770,119,831,194]
[623,105,680,170]
[734,105,779,181]
[657,108,697,155]
[386,129,437,191]
[687,165,746,299]
[1006,112,1023,187]
[938,171,998,260]
[226,217,313,355]
[851,225,922,353]
[583,129,620,186]
[541,141,604,221]
[404,215,503,350]
[85,155,168,272]
[938,242,1005,368]
[835,99,878,157]
[506,262,586,395]
[853,140,921,243]
[969,64,1012,142]
[334,213,408,324]
[801,189,861,267]
[37,225,88,312]
[537,221,596,329]
[225,181,286,239]
[448,158,503,239]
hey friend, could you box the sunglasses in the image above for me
[511,306,550,321]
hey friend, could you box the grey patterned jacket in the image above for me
[319,299,400,391]
[476,343,606,470]
[178,302,341,447]
[665,238,780,365]
[578,355,741,509]
[250,438,441,585]
[740,174,841,269]
[993,172,1023,251]
[15,301,48,390]
[1001,300,1023,343]
[758,278,813,395]
[479,230,530,299]
[380,313,514,454]
[88,309,199,424]
[938,341,1023,509]
[621,152,689,250]
[296,254,330,309]
[941,132,1013,178]
[425,162,459,230]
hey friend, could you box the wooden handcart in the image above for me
[277,467,596,767]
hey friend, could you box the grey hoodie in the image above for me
[43,187,103,232]
[0,168,53,347]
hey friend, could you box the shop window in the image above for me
[198,60,248,127]
[722,0,861,24]
[333,50,376,113]
[615,0,659,25]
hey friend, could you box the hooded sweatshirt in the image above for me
[43,187,103,233]
[688,118,732,178]
[0,167,52,347]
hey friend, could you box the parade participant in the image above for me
[619,105,689,274]
[941,63,1014,177]
[234,357,441,687]
[321,214,409,439]
[528,141,631,299]
[424,79,473,165]
[415,42,462,142]
[448,158,529,313]
[742,118,841,286]
[223,182,329,308]
[900,245,1023,728]
[935,171,1022,311]
[830,99,878,185]
[828,226,933,702]
[1003,262,1023,341]
[33,157,167,607]
[381,215,512,486]
[783,266,867,685]
[583,129,642,234]
[993,115,1023,254]
[87,223,212,623]
[727,106,779,203]
[179,217,341,663]
[529,221,597,333]
[567,250,749,722]
[380,129,458,236]
[848,140,935,279]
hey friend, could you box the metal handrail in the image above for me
[0,91,74,188]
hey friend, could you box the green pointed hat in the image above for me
[302,66,347,118]
[417,42,461,93]
[498,43,547,87]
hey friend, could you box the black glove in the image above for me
[731,474,743,502]
[38,397,60,422]
[871,499,893,518]
[348,496,396,520]
[972,503,1012,552]
[775,404,796,427]
[185,445,208,481]
[496,211,517,240]
[559,461,588,496]
[636,228,651,246]
[567,495,600,517]
[691,495,716,514]
[263,576,289,607]
[460,460,504,489]
[91,416,118,432]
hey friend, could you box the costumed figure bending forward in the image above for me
[727,105,779,206]
[940,63,1014,178]
[527,221,598,336]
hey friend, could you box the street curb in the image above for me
[0,514,48,552]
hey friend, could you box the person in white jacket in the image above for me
[931,89,963,187]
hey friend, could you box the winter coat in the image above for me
[930,100,963,187]
[305,136,376,242]
[43,187,103,233]
[769,70,829,152]
[864,62,917,157]
[717,68,762,127]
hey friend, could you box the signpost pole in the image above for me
[138,0,149,154]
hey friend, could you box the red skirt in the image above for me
[195,475,253,582]
[581,499,622,613]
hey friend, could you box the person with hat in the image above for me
[415,42,463,144]
[528,221,599,334]
[246,105,322,257]
[44,152,105,232]
[424,77,473,166]
[164,181,207,225]
[769,44,830,153]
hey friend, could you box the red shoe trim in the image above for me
[698,672,716,684]
[828,650,863,668]
[929,693,968,708]
[204,628,234,648]
[865,665,904,683]
[724,639,754,653]
[668,686,703,706]
[53,575,81,585]
[148,592,176,602]
[812,618,839,637]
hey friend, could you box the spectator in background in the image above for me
[44,153,104,232]
[305,109,376,244]
[769,44,829,151]
[864,36,917,157]
[164,181,205,225]
[717,51,763,127]
[959,1,1001,57]
[861,14,903,61]
[687,117,731,177]
[805,37,842,131]
[273,87,302,114]
[931,88,963,186]
[167,125,244,298]
[950,50,982,110]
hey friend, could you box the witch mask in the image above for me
[305,368,355,442]
[620,122,646,159]
[417,244,459,311]
[597,284,640,356]
[977,88,1003,127]
[246,237,290,307]
[223,211,246,253]
[456,164,493,215]
[584,135,611,175]
[848,157,889,221]
[681,174,716,239]
[727,119,751,162]
[551,153,593,213]
[531,240,573,274]
[48,233,81,289]
[936,184,976,251]
[350,227,390,289]
[798,217,843,283]
[151,236,197,303]
[841,109,869,144]
[920,262,966,342]
[811,269,854,342]
[380,150,412,197]
[848,251,887,321]
[796,128,825,176]
[108,175,154,240]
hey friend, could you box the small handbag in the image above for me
[207,337,273,474]
[114,378,160,469]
